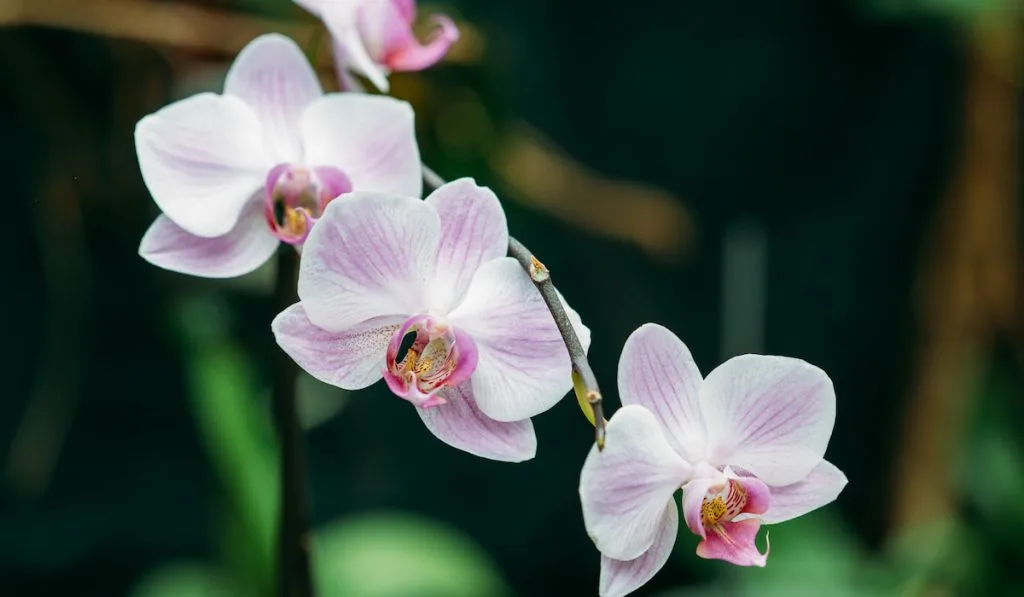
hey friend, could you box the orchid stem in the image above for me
[421,164,607,449]
[272,248,314,597]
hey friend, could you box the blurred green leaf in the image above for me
[297,371,349,430]
[314,511,512,597]
[130,563,237,597]
[860,0,1021,19]
[732,510,884,597]
[177,297,279,597]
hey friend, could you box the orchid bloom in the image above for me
[135,33,421,278]
[295,0,459,92]
[272,178,590,462]
[579,324,847,597]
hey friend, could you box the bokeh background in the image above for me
[2,0,1022,596]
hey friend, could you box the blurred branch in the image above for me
[0,0,482,63]
[489,124,694,262]
[271,249,314,597]
[0,0,310,56]
[893,21,1021,530]
[422,165,607,449]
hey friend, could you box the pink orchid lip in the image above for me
[263,163,352,245]
[382,14,459,72]
[382,314,478,408]
[686,474,771,566]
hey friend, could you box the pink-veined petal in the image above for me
[426,178,508,313]
[139,200,277,278]
[298,192,438,332]
[416,383,536,462]
[734,476,771,516]
[224,33,322,164]
[618,324,706,462]
[763,459,847,524]
[300,94,421,197]
[579,405,691,561]
[448,258,578,422]
[272,303,401,390]
[599,502,678,597]
[695,518,768,567]
[700,355,836,486]
[135,93,270,237]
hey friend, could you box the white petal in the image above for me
[599,502,678,597]
[618,323,706,462]
[762,459,848,524]
[579,405,691,561]
[298,192,438,332]
[272,303,401,390]
[449,258,571,422]
[426,179,509,313]
[224,33,323,163]
[416,383,537,462]
[139,200,277,278]
[700,355,836,486]
[135,92,269,237]
[300,94,420,197]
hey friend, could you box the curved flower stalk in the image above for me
[135,33,422,278]
[273,178,590,462]
[579,324,847,597]
[295,0,459,92]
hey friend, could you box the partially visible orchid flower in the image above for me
[295,0,459,92]
[272,179,590,462]
[579,324,847,597]
[135,33,421,278]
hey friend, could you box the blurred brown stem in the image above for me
[422,165,607,449]
[892,23,1021,531]
[272,249,314,597]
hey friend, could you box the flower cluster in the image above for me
[133,3,846,596]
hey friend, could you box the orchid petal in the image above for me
[618,323,706,462]
[380,12,459,72]
[298,192,438,332]
[272,304,401,389]
[224,33,322,164]
[416,383,536,462]
[681,476,717,539]
[734,476,772,516]
[392,0,416,23]
[579,405,691,561]
[300,94,421,198]
[695,518,768,567]
[449,258,582,422]
[763,459,847,524]
[700,355,836,486]
[138,199,277,278]
[135,93,269,237]
[599,502,678,597]
[311,1,391,92]
[426,179,508,313]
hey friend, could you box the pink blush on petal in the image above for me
[695,518,769,567]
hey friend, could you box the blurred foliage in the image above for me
[313,512,510,597]
[159,296,509,597]
[861,0,1023,19]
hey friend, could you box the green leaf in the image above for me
[176,297,279,597]
[130,563,237,597]
[313,512,512,597]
